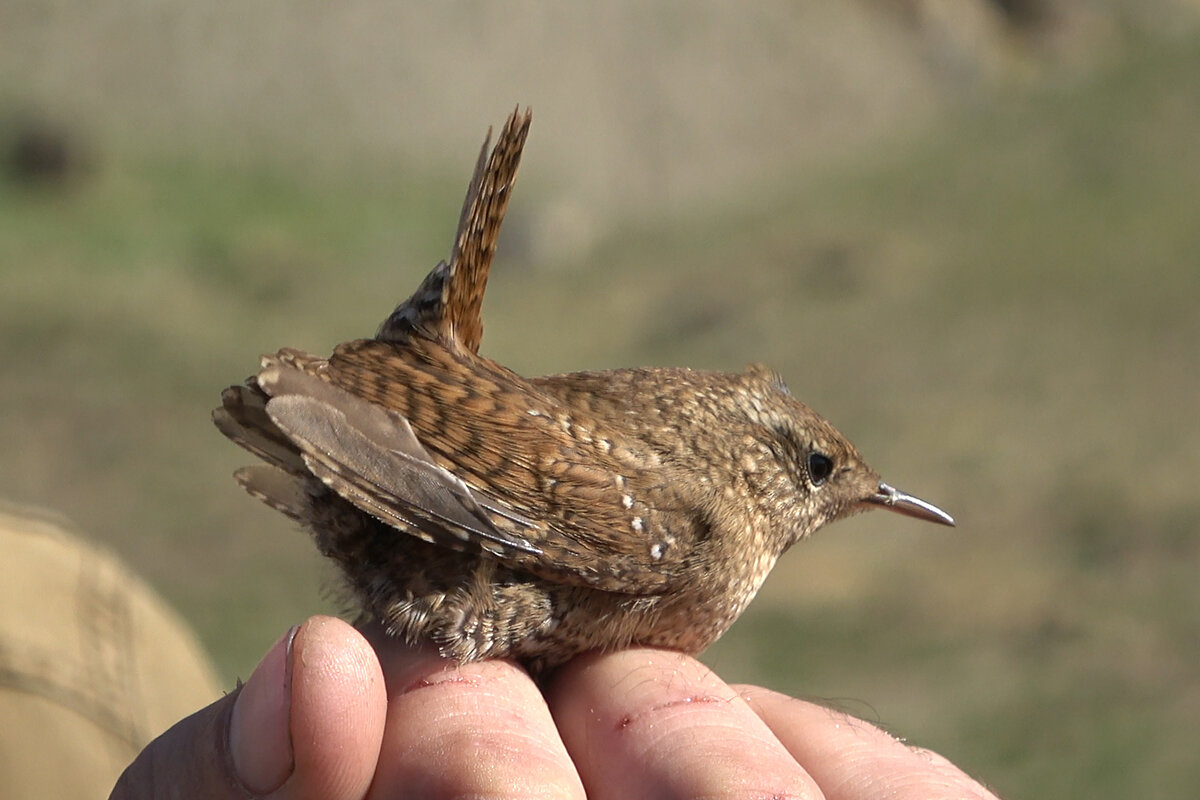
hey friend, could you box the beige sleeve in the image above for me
[0,504,222,799]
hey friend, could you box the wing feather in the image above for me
[319,340,709,592]
[261,371,543,559]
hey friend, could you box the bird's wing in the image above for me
[250,339,711,593]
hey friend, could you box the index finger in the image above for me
[360,627,585,800]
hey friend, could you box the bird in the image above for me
[213,107,955,673]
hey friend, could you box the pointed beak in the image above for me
[865,482,956,527]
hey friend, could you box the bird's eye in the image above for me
[807,452,834,486]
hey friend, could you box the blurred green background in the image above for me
[2,2,1198,797]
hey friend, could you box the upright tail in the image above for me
[377,107,532,352]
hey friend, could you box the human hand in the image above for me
[110,615,997,799]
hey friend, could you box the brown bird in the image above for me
[214,108,954,673]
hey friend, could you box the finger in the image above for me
[546,648,822,800]
[735,687,999,800]
[360,628,584,800]
[265,617,387,799]
[110,616,386,800]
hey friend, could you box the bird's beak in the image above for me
[864,482,956,527]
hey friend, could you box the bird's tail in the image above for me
[376,107,532,351]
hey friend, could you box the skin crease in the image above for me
[109,616,999,800]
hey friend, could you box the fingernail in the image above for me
[230,624,299,794]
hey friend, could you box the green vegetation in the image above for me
[3,37,1197,800]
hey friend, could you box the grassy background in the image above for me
[2,17,1198,800]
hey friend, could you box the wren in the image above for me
[213,108,954,673]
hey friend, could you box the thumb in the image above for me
[110,616,386,800]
